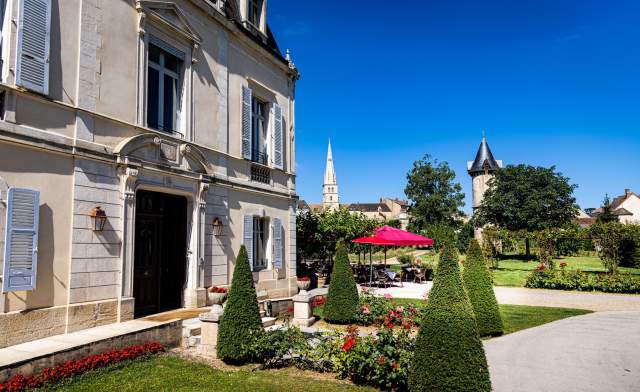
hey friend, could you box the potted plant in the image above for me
[207,286,228,305]
[296,276,311,291]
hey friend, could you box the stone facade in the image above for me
[0,0,299,348]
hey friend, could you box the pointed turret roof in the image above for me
[324,139,336,185]
[468,137,500,175]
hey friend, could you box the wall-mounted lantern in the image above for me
[89,206,108,232]
[212,217,223,236]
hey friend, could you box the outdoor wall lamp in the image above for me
[89,206,108,232]
[212,217,223,236]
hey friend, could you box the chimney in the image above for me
[625,189,632,197]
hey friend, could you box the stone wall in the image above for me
[204,186,229,288]
[69,158,123,305]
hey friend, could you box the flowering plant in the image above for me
[311,296,326,308]
[208,286,228,293]
[0,342,164,391]
[297,276,310,282]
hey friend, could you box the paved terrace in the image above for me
[364,283,640,311]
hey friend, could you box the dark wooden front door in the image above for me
[134,190,188,318]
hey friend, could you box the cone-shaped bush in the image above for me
[409,243,492,392]
[323,240,359,324]
[463,239,504,337]
[217,245,263,363]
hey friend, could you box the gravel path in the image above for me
[364,283,640,311]
[484,311,640,391]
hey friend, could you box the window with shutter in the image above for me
[15,0,51,95]
[272,218,282,269]
[243,215,254,271]
[2,188,39,292]
[241,86,253,160]
[273,104,283,170]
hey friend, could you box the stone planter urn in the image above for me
[207,291,227,306]
[296,279,311,292]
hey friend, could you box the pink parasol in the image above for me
[352,225,434,247]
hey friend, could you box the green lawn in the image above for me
[53,302,590,391]
[315,298,591,335]
[491,256,640,287]
[53,356,375,392]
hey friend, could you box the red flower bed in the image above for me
[208,286,228,293]
[0,342,164,391]
[297,276,310,282]
[311,296,326,308]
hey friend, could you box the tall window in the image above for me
[251,96,267,164]
[147,42,183,133]
[252,217,268,270]
[247,0,263,27]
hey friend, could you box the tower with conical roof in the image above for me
[468,135,502,238]
[323,139,339,211]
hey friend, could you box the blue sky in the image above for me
[268,1,640,214]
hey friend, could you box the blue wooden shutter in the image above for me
[243,215,254,271]
[272,218,282,269]
[2,188,39,292]
[273,104,283,170]
[241,86,252,160]
[16,0,51,95]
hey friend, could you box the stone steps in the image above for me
[261,317,276,328]
[181,318,202,348]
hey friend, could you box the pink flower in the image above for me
[362,306,370,315]
[384,293,393,299]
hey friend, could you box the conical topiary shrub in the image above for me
[463,239,504,337]
[217,245,263,363]
[323,240,359,324]
[409,242,492,392]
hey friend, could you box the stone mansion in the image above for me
[0,0,299,348]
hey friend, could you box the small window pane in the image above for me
[146,67,160,130]
[164,52,180,74]
[148,44,161,64]
[163,74,177,132]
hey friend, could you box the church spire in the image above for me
[323,139,339,210]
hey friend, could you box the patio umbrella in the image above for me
[352,226,434,285]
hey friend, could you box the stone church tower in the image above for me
[323,140,340,211]
[468,136,502,239]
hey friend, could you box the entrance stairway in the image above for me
[181,311,277,348]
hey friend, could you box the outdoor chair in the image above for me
[413,268,427,284]
[376,270,391,288]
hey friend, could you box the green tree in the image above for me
[462,239,503,337]
[323,240,359,323]
[404,154,465,231]
[217,245,263,363]
[475,164,579,257]
[596,195,619,224]
[409,243,491,391]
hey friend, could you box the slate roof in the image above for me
[468,137,500,175]
[348,203,391,213]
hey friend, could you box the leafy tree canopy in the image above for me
[296,208,378,261]
[404,154,465,231]
[475,164,578,232]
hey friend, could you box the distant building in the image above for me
[300,141,410,228]
[468,136,502,240]
[592,189,640,224]
[322,140,340,211]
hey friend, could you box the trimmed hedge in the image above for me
[217,245,263,363]
[463,239,504,337]
[409,243,492,392]
[525,268,640,294]
[324,240,359,324]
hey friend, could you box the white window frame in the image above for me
[137,26,193,140]
[252,215,269,271]
[146,39,184,134]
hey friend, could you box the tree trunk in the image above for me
[525,238,531,260]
